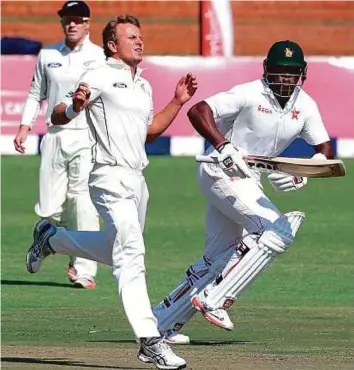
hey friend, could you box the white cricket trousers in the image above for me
[199,163,282,260]
[35,127,98,278]
[49,164,160,338]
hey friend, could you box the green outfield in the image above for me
[1,156,353,370]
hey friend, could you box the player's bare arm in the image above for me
[187,101,225,148]
[14,50,47,154]
[14,125,31,154]
[188,101,252,178]
[51,83,90,125]
[314,141,334,159]
[146,73,198,143]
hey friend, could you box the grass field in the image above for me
[1,156,354,370]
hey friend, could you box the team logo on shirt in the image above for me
[47,62,62,68]
[113,82,127,88]
[291,109,300,120]
[258,105,272,114]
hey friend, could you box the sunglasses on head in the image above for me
[61,16,89,25]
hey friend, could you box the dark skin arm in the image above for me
[188,101,335,160]
[187,101,226,148]
[314,141,334,159]
[51,103,71,125]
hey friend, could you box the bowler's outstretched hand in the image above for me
[174,73,198,105]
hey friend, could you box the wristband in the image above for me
[215,140,230,153]
[65,105,80,120]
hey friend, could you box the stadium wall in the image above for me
[1,55,354,158]
[1,1,354,55]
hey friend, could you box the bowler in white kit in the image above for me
[152,40,335,340]
[25,14,197,370]
[14,1,104,289]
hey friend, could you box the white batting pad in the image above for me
[259,211,306,253]
[203,211,306,310]
[154,247,233,333]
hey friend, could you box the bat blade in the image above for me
[246,156,346,178]
[195,154,346,178]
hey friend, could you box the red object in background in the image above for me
[1,56,354,138]
[199,0,234,57]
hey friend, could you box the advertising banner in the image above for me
[1,56,354,139]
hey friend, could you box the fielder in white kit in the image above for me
[26,15,197,370]
[152,40,335,340]
[14,1,105,289]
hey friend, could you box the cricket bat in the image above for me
[195,154,346,178]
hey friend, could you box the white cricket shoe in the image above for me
[73,276,97,289]
[138,337,187,369]
[67,263,78,283]
[164,330,190,345]
[191,295,234,331]
[26,220,56,273]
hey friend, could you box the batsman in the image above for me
[153,40,335,342]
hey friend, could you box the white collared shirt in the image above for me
[21,36,105,129]
[204,79,330,157]
[64,58,154,170]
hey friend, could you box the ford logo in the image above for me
[113,82,127,88]
[48,63,62,68]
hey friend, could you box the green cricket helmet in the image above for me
[263,40,307,98]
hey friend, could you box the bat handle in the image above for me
[195,155,220,164]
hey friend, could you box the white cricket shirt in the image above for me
[64,58,153,171]
[204,79,330,157]
[21,36,105,130]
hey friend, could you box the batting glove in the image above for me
[268,173,308,192]
[216,142,252,179]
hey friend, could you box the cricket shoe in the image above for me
[67,263,78,283]
[138,337,187,369]
[164,330,190,345]
[26,220,56,273]
[191,295,234,331]
[73,276,97,289]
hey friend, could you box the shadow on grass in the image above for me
[190,339,250,346]
[1,357,146,369]
[87,339,138,344]
[88,339,250,346]
[1,279,72,288]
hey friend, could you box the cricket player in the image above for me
[26,15,197,369]
[152,40,334,339]
[14,1,105,289]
